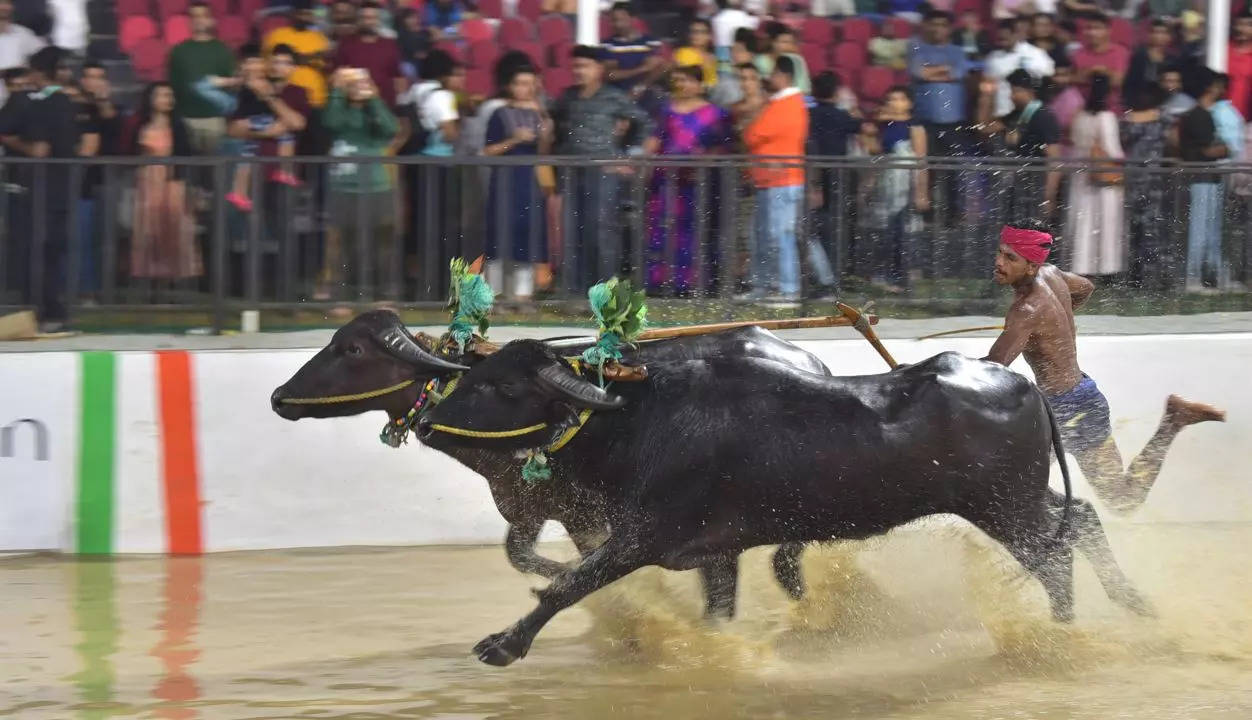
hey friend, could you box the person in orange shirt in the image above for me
[261,0,330,107]
[740,55,807,307]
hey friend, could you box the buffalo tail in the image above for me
[1040,389,1072,540]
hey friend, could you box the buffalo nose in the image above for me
[417,417,434,440]
[270,388,286,413]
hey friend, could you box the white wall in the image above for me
[1,333,1248,553]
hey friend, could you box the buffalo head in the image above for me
[417,340,625,451]
[271,310,469,422]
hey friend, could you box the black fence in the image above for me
[2,154,1251,330]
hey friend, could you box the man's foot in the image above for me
[762,294,800,309]
[269,170,302,187]
[226,192,253,212]
[1165,394,1226,427]
[808,285,838,301]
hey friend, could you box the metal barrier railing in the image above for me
[1,154,1250,330]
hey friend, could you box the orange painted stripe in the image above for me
[156,351,203,555]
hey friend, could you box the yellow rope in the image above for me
[548,409,593,452]
[427,421,550,439]
[281,379,416,405]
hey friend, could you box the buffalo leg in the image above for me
[504,520,570,580]
[698,555,739,620]
[771,542,806,600]
[474,535,648,666]
[1050,492,1154,617]
[972,516,1075,623]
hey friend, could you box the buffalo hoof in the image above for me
[1051,605,1075,624]
[474,630,528,667]
[1113,587,1157,618]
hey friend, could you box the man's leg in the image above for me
[1075,395,1225,515]
[40,205,70,327]
[1187,182,1211,288]
[773,185,801,297]
[750,187,774,295]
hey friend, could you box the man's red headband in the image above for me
[1000,226,1052,264]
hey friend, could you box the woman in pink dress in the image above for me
[644,65,732,296]
[130,83,202,280]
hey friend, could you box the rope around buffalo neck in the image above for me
[281,379,416,405]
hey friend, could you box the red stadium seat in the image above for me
[117,0,151,18]
[830,41,865,75]
[465,67,493,96]
[238,0,265,21]
[499,16,536,46]
[157,0,188,19]
[460,18,494,43]
[468,38,501,70]
[131,37,169,81]
[218,15,249,49]
[164,14,191,45]
[801,43,829,73]
[434,40,465,64]
[1110,17,1134,48]
[259,15,287,38]
[548,39,573,68]
[204,0,230,19]
[885,17,913,40]
[509,41,545,68]
[839,17,872,46]
[538,15,573,46]
[517,0,543,22]
[120,16,158,53]
[543,66,573,96]
[859,65,893,102]
[478,0,504,19]
[800,17,834,45]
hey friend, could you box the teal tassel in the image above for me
[521,451,551,483]
[447,259,495,350]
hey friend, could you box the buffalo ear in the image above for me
[535,364,626,411]
[377,326,470,373]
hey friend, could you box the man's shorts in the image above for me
[1046,374,1113,454]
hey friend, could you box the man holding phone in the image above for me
[321,67,400,301]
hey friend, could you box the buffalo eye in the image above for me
[346,343,364,358]
[497,381,523,399]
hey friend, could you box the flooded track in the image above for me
[3,521,1250,719]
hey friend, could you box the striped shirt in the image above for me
[602,34,661,91]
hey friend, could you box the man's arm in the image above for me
[614,90,654,144]
[262,91,307,132]
[1062,270,1095,309]
[984,301,1036,366]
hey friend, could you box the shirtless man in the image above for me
[985,220,1226,515]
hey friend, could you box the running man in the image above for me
[985,220,1225,515]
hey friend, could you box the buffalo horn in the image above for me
[378,327,470,372]
[537,364,626,410]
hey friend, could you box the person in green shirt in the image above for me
[321,66,400,301]
[167,1,234,154]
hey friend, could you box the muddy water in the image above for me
[2,522,1250,719]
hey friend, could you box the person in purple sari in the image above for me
[645,65,732,295]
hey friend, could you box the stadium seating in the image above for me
[499,16,537,46]
[119,16,158,54]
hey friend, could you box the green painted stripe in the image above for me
[77,352,116,555]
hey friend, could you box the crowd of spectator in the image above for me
[2,0,1252,330]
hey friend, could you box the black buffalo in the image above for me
[418,340,1152,666]
[270,310,831,614]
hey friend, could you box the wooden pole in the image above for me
[917,325,1004,341]
[835,302,899,369]
[633,314,877,342]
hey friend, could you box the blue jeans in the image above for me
[751,185,802,296]
[1187,182,1222,286]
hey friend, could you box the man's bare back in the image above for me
[987,227,1224,515]
[987,264,1092,395]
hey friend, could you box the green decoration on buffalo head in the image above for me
[447,257,495,351]
[581,277,648,382]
